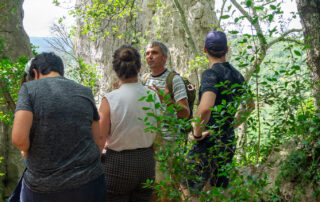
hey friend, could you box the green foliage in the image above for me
[0,39,28,125]
[30,43,39,56]
[0,157,4,177]
[70,0,138,40]
[188,55,209,72]
[276,100,320,199]
[66,58,100,96]
[18,0,319,200]
[140,81,260,201]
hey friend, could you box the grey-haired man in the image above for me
[144,41,190,119]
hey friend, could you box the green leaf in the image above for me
[221,15,230,19]
[268,14,274,22]
[291,65,300,70]
[138,96,146,101]
[246,0,252,7]
[229,30,239,34]
[270,5,277,10]
[254,6,263,10]
[252,17,258,24]
[294,50,301,56]
[11,8,16,15]
[239,63,249,67]
[158,90,165,97]
[146,94,154,102]
[155,102,161,109]
[146,112,155,117]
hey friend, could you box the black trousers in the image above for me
[182,133,236,191]
[20,174,106,202]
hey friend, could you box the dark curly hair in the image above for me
[28,52,64,79]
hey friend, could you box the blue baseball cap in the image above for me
[205,31,228,51]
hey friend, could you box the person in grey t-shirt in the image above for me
[12,52,106,202]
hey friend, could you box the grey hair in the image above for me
[146,41,169,56]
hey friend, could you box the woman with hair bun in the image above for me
[99,45,160,201]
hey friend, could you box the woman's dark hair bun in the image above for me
[112,45,141,79]
[120,51,133,62]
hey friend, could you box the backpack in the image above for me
[142,71,196,120]
[166,71,196,120]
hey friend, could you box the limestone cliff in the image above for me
[74,0,218,100]
[0,0,32,61]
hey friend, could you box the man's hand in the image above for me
[148,83,189,118]
[148,84,170,103]
[189,131,210,141]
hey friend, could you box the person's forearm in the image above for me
[176,105,190,119]
[99,135,107,152]
[13,141,30,154]
[92,121,104,153]
[175,98,190,119]
[193,108,211,137]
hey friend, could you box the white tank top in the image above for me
[104,82,160,151]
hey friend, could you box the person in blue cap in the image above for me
[181,31,254,200]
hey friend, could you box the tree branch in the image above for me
[267,29,303,49]
[244,54,266,83]
[172,0,200,89]
[230,0,266,51]
[172,0,199,56]
[217,0,227,29]
[260,0,277,8]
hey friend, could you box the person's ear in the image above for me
[33,69,39,80]
[204,46,207,53]
[163,55,168,63]
[226,46,229,53]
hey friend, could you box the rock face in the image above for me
[0,114,24,201]
[0,0,32,200]
[74,0,218,99]
[0,0,33,61]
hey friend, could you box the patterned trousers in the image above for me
[101,147,155,202]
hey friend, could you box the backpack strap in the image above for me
[142,73,151,85]
[166,71,178,100]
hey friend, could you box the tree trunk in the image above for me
[296,0,320,113]
[0,0,32,200]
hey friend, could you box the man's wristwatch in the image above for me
[193,134,202,139]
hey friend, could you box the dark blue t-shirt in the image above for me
[199,62,246,134]
[15,76,104,193]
